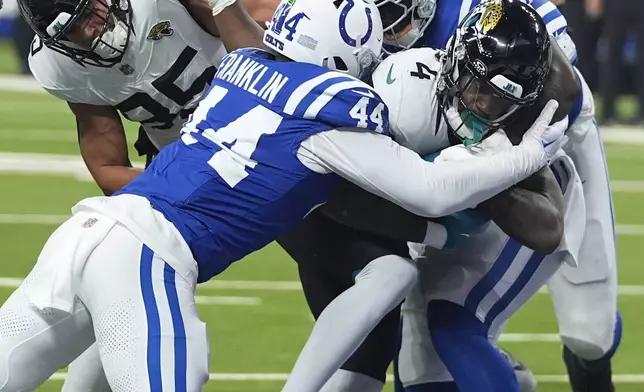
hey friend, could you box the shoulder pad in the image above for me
[372,48,446,155]
[283,70,389,135]
[523,0,577,61]
[29,38,104,104]
[523,0,570,36]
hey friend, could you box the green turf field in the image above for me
[0,82,643,392]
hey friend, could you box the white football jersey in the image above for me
[29,0,227,149]
[399,151,587,387]
[372,47,450,157]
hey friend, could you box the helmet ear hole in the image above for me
[321,56,350,73]
[333,57,349,72]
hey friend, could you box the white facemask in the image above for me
[92,18,129,59]
[445,97,487,145]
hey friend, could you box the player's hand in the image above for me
[468,129,513,155]
[520,100,569,165]
[429,144,476,163]
[425,130,512,163]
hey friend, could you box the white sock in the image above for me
[320,369,385,392]
[281,255,417,392]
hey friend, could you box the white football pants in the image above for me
[553,118,618,360]
[0,213,209,392]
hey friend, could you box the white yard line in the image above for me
[1,74,644,141]
[1,277,644,295]
[199,280,303,291]
[0,277,260,305]
[533,374,644,383]
[537,284,644,295]
[0,75,44,93]
[195,296,261,306]
[498,333,561,342]
[612,181,644,192]
[17,211,644,236]
[0,152,144,181]
[0,129,78,142]
[0,276,304,291]
[44,372,644,383]
[616,224,644,236]
[0,214,69,224]
[1,152,642,192]
[601,128,644,145]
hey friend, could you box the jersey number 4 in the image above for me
[410,62,436,80]
[182,85,283,188]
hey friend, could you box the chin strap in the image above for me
[445,98,485,146]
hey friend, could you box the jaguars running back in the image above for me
[378,1,621,391]
[313,1,584,390]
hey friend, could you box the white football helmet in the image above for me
[263,0,384,80]
[376,0,435,54]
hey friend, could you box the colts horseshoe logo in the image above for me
[338,0,373,47]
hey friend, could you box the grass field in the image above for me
[0,70,643,390]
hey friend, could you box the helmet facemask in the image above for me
[437,7,548,146]
[31,0,132,67]
[441,56,530,145]
[377,0,435,54]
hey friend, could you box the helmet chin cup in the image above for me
[355,46,380,81]
[445,98,486,146]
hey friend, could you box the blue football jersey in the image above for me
[118,48,389,282]
[420,0,577,62]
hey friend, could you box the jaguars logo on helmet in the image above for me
[147,21,174,41]
[479,0,503,34]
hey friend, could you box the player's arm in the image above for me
[479,166,565,253]
[299,104,563,219]
[241,0,278,23]
[212,1,265,50]
[321,180,430,243]
[180,0,264,50]
[69,102,142,195]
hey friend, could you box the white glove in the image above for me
[207,0,237,16]
[468,129,513,156]
[432,144,477,163]
[433,130,513,163]
[520,100,569,164]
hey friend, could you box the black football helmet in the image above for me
[18,0,132,67]
[375,0,436,54]
[437,0,552,145]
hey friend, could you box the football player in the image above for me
[380,1,620,391]
[371,2,582,391]
[0,0,566,391]
[23,0,264,192]
[18,0,264,389]
[288,1,582,391]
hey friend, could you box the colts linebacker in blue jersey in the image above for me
[377,1,621,392]
[0,0,569,391]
